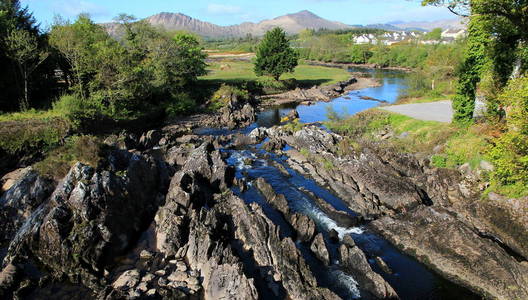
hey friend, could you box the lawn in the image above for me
[201,59,351,88]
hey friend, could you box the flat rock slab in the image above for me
[380,100,453,123]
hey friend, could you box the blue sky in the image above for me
[21,0,455,28]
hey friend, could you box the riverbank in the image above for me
[305,60,413,72]
[258,76,381,106]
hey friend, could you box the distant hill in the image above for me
[391,18,467,31]
[102,11,466,39]
[110,10,352,38]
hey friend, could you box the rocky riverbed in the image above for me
[1,70,527,300]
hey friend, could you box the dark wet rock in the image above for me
[0,168,54,246]
[227,193,339,300]
[261,138,285,152]
[375,257,393,275]
[289,213,316,243]
[279,126,428,218]
[139,130,162,150]
[371,206,528,300]
[184,206,258,300]
[310,233,330,266]
[339,243,398,299]
[3,150,170,291]
[103,131,138,150]
[255,178,290,216]
[328,229,339,243]
[469,193,528,260]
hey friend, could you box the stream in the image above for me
[200,67,480,299]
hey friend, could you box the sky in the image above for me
[21,0,456,28]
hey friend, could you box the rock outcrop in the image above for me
[2,150,170,292]
[371,206,528,300]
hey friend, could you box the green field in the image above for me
[201,60,350,87]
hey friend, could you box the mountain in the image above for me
[105,10,352,38]
[392,18,467,31]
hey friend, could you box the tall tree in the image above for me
[4,29,48,110]
[254,27,299,81]
[423,0,528,123]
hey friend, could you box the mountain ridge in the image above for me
[103,10,465,38]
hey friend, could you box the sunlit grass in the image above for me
[201,60,350,87]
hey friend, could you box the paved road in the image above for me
[380,100,453,123]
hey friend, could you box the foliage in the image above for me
[423,28,443,41]
[33,135,104,180]
[488,77,528,196]
[0,114,70,155]
[208,84,249,111]
[164,92,197,117]
[254,28,299,80]
[0,0,57,112]
[48,14,207,122]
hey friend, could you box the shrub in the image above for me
[487,78,528,197]
[34,135,104,180]
[208,84,250,111]
[0,115,70,155]
[164,92,197,117]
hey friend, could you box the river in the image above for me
[211,67,479,299]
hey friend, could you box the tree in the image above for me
[4,29,48,110]
[424,0,528,123]
[254,27,299,81]
[0,0,53,111]
[49,14,109,100]
[423,28,443,41]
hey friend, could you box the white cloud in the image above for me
[207,3,242,15]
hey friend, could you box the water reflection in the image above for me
[257,68,409,127]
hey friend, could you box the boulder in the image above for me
[339,243,398,299]
[310,233,330,265]
[371,206,528,300]
[0,168,53,246]
[3,150,170,290]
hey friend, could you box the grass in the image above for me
[33,135,105,180]
[200,59,350,89]
[0,112,70,155]
[0,109,63,122]
[326,109,488,169]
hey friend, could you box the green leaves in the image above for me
[254,27,299,81]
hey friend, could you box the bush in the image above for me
[164,92,197,117]
[34,135,104,180]
[208,84,250,111]
[488,77,528,196]
[0,115,70,155]
[256,77,297,93]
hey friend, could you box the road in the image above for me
[379,100,453,123]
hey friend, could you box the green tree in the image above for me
[49,14,109,100]
[423,28,443,41]
[0,0,55,111]
[424,0,528,123]
[254,28,299,81]
[4,28,48,110]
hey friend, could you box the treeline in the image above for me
[0,1,207,123]
[421,0,528,195]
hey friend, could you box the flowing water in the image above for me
[205,67,480,299]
